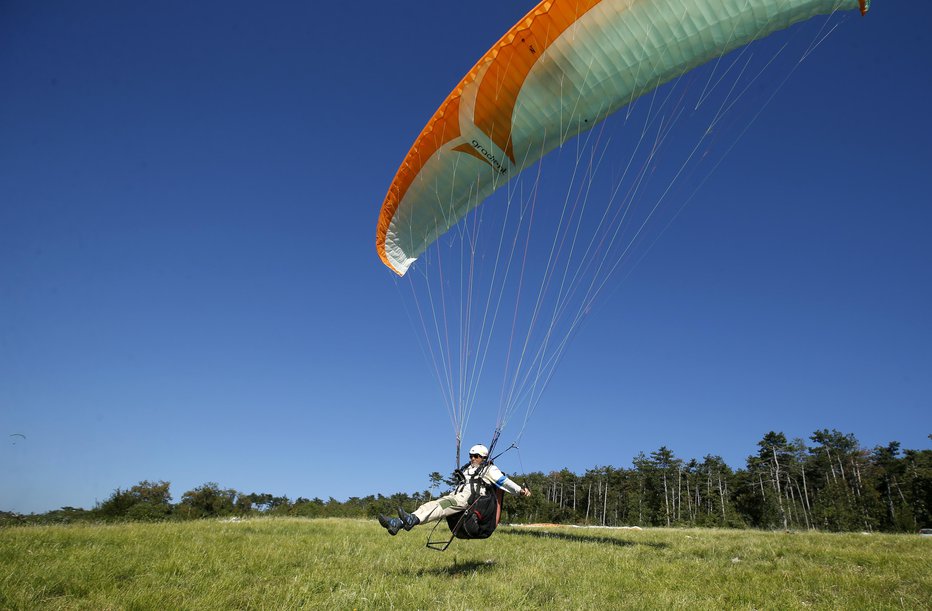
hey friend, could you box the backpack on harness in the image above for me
[446,487,504,539]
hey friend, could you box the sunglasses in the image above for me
[469,453,484,459]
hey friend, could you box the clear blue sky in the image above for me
[2,1,930,514]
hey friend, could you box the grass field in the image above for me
[1,518,929,609]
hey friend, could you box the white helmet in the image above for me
[468,444,489,458]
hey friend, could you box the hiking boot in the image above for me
[397,507,420,531]
[378,514,403,535]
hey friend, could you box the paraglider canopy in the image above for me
[376,0,868,277]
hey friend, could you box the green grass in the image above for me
[1,518,929,609]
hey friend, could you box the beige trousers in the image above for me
[412,488,474,524]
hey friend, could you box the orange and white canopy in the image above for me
[376,0,868,276]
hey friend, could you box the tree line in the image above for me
[3,429,929,532]
[504,430,931,532]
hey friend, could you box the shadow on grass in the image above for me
[407,559,499,577]
[501,527,667,549]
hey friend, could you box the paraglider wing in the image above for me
[376,0,867,276]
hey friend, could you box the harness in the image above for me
[453,462,489,502]
[426,459,503,551]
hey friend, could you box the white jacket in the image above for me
[459,462,523,496]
